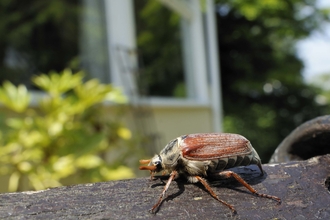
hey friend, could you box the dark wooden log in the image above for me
[1,155,330,219]
[270,115,330,163]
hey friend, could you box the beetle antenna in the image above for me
[139,165,157,171]
[140,159,151,164]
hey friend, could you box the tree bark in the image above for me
[0,155,329,220]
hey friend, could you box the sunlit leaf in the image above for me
[100,166,135,180]
[74,78,116,107]
[6,118,25,129]
[76,155,102,169]
[28,173,47,191]
[0,69,134,192]
[17,161,32,173]
[117,127,131,140]
[33,69,84,95]
[8,172,20,192]
[105,87,127,103]
[52,155,76,178]
[0,81,30,112]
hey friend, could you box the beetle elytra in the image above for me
[139,133,281,213]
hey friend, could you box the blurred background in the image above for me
[0,0,329,192]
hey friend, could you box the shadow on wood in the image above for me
[0,155,330,219]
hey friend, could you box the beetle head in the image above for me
[139,154,163,177]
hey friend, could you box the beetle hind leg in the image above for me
[195,176,237,214]
[218,171,281,203]
[257,162,264,176]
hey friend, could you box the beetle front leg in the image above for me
[218,171,281,203]
[150,170,178,213]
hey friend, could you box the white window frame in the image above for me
[105,0,222,131]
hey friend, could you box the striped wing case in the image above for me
[180,133,252,161]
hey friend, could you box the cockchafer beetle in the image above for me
[140,133,281,214]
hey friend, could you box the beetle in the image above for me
[140,133,281,213]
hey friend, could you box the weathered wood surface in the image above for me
[270,115,330,163]
[0,155,329,220]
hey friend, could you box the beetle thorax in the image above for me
[159,136,211,178]
[159,137,181,169]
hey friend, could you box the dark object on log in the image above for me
[270,115,330,163]
[0,155,330,219]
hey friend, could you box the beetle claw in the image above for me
[148,207,157,214]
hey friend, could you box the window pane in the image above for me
[134,0,187,97]
[80,0,110,83]
[0,0,110,89]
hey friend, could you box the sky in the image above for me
[296,0,330,83]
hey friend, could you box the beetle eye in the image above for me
[154,161,162,170]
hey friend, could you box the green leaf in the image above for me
[74,78,114,106]
[76,155,102,169]
[0,81,30,112]
[8,172,20,192]
[0,69,135,192]
[100,166,134,180]
[33,69,84,96]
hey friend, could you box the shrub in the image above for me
[0,69,134,192]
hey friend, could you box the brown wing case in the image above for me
[180,133,252,160]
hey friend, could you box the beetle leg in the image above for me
[150,170,178,213]
[195,176,236,213]
[218,171,281,203]
[257,163,264,176]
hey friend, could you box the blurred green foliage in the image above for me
[216,0,330,160]
[134,0,186,97]
[309,73,330,111]
[0,0,82,88]
[0,69,135,192]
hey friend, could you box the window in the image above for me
[1,0,220,108]
[0,0,110,89]
[106,0,212,104]
[133,0,186,98]
[0,0,222,131]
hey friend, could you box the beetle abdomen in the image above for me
[208,153,259,172]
